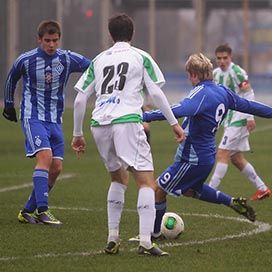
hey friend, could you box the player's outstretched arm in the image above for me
[230,91,272,118]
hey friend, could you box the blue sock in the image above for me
[153,201,167,234]
[33,169,49,210]
[197,184,232,206]
[23,184,53,213]
[23,189,37,213]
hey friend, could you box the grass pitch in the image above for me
[0,109,271,272]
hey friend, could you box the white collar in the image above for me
[112,41,131,49]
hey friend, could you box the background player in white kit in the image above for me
[209,44,271,200]
[71,13,184,256]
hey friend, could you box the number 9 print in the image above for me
[159,172,171,185]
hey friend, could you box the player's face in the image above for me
[216,52,231,71]
[38,33,60,55]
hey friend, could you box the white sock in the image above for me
[209,162,228,189]
[137,187,155,249]
[107,182,127,243]
[241,163,267,191]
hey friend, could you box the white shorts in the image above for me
[91,123,153,172]
[218,126,250,155]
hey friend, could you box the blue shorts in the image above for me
[157,161,213,196]
[21,119,64,159]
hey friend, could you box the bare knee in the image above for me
[231,153,247,170]
[216,149,230,164]
[110,167,129,186]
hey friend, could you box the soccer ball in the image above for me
[161,212,184,239]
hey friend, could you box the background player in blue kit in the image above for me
[131,53,272,243]
[3,20,90,225]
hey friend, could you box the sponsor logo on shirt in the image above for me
[45,71,53,84]
[99,95,120,107]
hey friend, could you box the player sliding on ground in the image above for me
[130,53,272,246]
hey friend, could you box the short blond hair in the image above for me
[185,53,213,81]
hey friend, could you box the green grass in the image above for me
[0,109,272,272]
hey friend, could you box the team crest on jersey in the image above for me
[55,62,64,75]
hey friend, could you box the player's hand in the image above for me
[172,123,185,143]
[71,136,86,158]
[247,120,256,132]
[2,107,18,122]
[239,80,251,92]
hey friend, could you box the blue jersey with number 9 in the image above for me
[143,80,272,165]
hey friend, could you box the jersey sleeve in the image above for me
[68,51,91,73]
[4,56,24,107]
[141,53,165,87]
[231,64,248,85]
[227,88,272,118]
[143,87,206,122]
[143,70,177,125]
[74,61,95,95]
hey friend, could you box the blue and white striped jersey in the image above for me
[143,80,272,165]
[4,47,90,123]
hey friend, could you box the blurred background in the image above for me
[1,0,272,105]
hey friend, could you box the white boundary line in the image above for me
[0,206,270,262]
[0,174,75,193]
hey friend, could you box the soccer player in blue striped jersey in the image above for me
[139,53,272,241]
[3,20,90,225]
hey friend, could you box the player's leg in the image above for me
[34,122,64,225]
[104,168,128,254]
[152,185,167,239]
[91,125,128,254]
[185,164,256,222]
[109,122,167,255]
[131,169,168,256]
[114,122,155,250]
[48,159,63,190]
[130,169,156,246]
[48,122,65,190]
[209,127,239,189]
[231,152,271,200]
[19,121,64,224]
[19,119,51,224]
[208,148,230,189]
[128,183,167,243]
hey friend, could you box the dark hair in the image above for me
[37,20,61,38]
[215,44,232,55]
[108,13,134,42]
